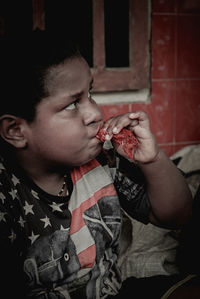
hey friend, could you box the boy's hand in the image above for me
[102,111,160,164]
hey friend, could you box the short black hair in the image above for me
[0,30,80,121]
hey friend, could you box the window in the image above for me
[0,0,152,103]
[92,0,151,93]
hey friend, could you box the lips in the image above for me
[93,121,104,138]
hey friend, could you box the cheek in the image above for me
[62,123,86,142]
[29,116,89,155]
[53,123,89,155]
[42,118,85,141]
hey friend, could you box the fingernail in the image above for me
[129,113,135,118]
[113,127,118,134]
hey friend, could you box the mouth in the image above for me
[96,121,104,135]
[91,121,104,139]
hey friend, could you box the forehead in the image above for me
[45,56,92,96]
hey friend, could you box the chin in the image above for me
[93,143,103,157]
[71,143,103,167]
[81,146,102,165]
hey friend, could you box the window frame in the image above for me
[92,0,151,93]
[32,0,151,98]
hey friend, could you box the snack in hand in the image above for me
[96,127,139,160]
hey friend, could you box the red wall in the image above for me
[100,0,200,157]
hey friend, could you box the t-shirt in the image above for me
[0,149,150,299]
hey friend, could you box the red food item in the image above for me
[96,127,138,160]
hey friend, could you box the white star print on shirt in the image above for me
[0,163,5,172]
[24,201,34,215]
[18,216,26,227]
[8,230,16,243]
[0,211,6,222]
[11,174,20,186]
[60,224,69,231]
[49,202,63,212]
[0,192,6,204]
[9,189,18,200]
[29,231,40,244]
[40,216,51,228]
[31,190,40,199]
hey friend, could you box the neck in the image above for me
[14,151,69,196]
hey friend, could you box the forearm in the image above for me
[102,111,193,228]
[139,149,193,228]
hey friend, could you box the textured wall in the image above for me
[100,0,200,157]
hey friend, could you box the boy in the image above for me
[0,32,192,298]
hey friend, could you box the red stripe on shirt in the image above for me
[70,183,117,234]
[71,159,100,183]
[78,244,96,268]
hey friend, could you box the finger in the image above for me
[110,114,136,134]
[103,117,116,131]
[103,116,124,134]
[129,111,150,128]
[128,119,139,129]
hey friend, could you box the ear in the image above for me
[0,115,28,148]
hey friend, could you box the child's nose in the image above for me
[82,99,103,126]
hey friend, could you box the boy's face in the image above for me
[25,56,104,168]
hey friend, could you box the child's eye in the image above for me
[65,99,79,110]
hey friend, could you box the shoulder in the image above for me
[0,155,22,213]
